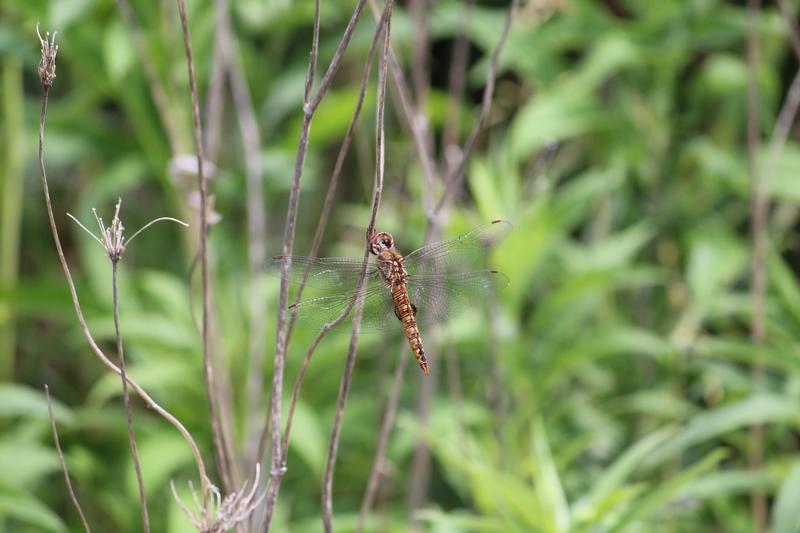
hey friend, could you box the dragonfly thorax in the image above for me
[376,250,405,284]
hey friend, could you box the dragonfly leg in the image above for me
[411,302,418,316]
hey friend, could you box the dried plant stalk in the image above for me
[277,0,397,468]
[357,342,408,532]
[322,2,393,531]
[260,1,372,529]
[433,0,520,218]
[174,0,236,493]
[36,24,211,507]
[745,1,767,532]
[45,385,91,532]
[112,260,150,531]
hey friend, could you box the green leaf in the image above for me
[645,396,800,468]
[770,462,800,533]
[510,90,607,162]
[610,449,727,531]
[575,427,675,523]
[0,491,66,532]
[532,418,570,533]
[0,384,73,424]
[126,430,192,500]
[286,400,325,477]
[104,20,136,83]
[768,252,800,329]
[0,438,59,488]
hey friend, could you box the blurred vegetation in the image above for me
[3,0,800,531]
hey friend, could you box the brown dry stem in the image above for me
[174,0,236,494]
[322,2,393,531]
[45,385,91,532]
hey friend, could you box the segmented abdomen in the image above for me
[391,282,429,375]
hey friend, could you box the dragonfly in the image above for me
[271,220,511,375]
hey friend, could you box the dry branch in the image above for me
[36,23,212,509]
[45,385,91,533]
[322,3,393,530]
[745,1,767,532]
[260,1,376,529]
[174,0,236,494]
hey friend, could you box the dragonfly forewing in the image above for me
[269,220,512,336]
[406,270,510,324]
[403,220,511,277]
[269,255,382,291]
[286,284,397,333]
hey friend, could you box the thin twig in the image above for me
[407,341,434,516]
[322,3,392,531]
[408,0,434,184]
[433,0,520,219]
[127,217,189,244]
[112,259,150,532]
[259,0,321,521]
[357,342,408,532]
[748,4,800,532]
[113,0,184,154]
[219,0,271,474]
[746,1,767,532]
[204,0,229,162]
[45,385,91,533]
[367,0,439,215]
[441,0,475,171]
[260,1,371,528]
[36,27,211,504]
[175,0,236,494]
[275,2,398,460]
[777,0,800,60]
[284,0,394,349]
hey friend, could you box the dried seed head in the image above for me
[36,24,59,88]
[67,198,188,263]
[171,464,265,533]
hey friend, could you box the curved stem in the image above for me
[175,0,235,494]
[38,76,210,508]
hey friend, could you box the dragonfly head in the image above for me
[368,231,394,255]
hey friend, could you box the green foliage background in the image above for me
[2,0,800,531]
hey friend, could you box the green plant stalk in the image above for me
[0,59,25,381]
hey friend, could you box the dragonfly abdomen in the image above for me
[390,282,429,375]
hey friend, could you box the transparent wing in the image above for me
[407,270,509,324]
[268,255,381,291]
[287,284,397,333]
[403,220,512,277]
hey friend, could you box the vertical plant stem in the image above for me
[261,35,318,533]
[37,75,210,506]
[322,4,392,531]
[433,0,520,219]
[0,59,24,381]
[175,0,236,494]
[204,0,229,163]
[45,386,91,533]
[284,0,395,348]
[367,0,439,215]
[111,261,150,532]
[407,349,434,517]
[357,342,408,532]
[260,1,370,529]
[114,0,185,154]
[746,1,767,532]
[221,5,270,473]
[441,0,475,171]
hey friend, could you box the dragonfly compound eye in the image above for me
[369,231,393,254]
